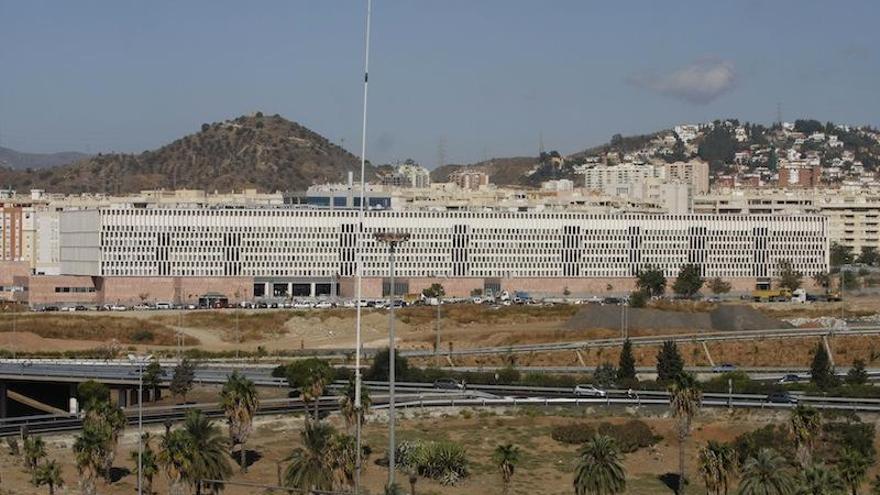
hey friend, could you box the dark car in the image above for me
[711,363,737,373]
[766,391,798,405]
[433,379,465,391]
[777,374,802,384]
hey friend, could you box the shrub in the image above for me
[732,424,793,466]
[418,441,470,486]
[551,420,658,453]
[131,329,155,342]
[597,420,659,453]
[496,366,521,384]
[819,421,875,462]
[551,424,596,445]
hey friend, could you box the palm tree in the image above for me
[493,444,521,495]
[220,371,259,473]
[283,420,335,492]
[699,441,737,495]
[339,377,372,433]
[182,410,232,495]
[329,432,360,489]
[23,435,47,484]
[574,434,626,495]
[131,433,159,495]
[797,465,846,495]
[670,372,702,494]
[74,423,107,495]
[34,459,63,495]
[83,399,126,481]
[737,449,797,495]
[158,428,191,495]
[790,405,822,468]
[837,449,870,495]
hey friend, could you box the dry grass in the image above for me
[0,314,196,346]
[398,304,579,327]
[154,310,293,342]
[648,299,718,313]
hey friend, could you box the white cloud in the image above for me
[631,59,736,105]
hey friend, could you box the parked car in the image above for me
[433,379,465,391]
[292,301,313,309]
[314,301,333,309]
[711,363,737,373]
[110,305,128,311]
[574,384,607,397]
[766,390,798,404]
[155,302,172,310]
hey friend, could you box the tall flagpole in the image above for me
[354,0,372,493]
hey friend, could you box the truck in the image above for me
[751,288,792,302]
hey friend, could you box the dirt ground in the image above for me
[0,296,878,369]
[1,405,879,495]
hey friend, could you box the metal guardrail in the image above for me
[400,326,880,357]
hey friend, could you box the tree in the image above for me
[82,399,126,481]
[708,277,732,296]
[857,247,879,266]
[672,264,704,298]
[629,290,648,308]
[797,465,846,495]
[493,444,520,495]
[810,343,838,390]
[283,420,335,493]
[842,270,860,291]
[77,380,110,411]
[593,363,618,388]
[285,358,335,420]
[180,410,232,495]
[737,449,796,495]
[339,377,371,433]
[74,422,106,495]
[23,435,47,484]
[170,358,196,403]
[130,434,159,495]
[617,339,637,384]
[776,260,803,291]
[790,405,822,468]
[421,283,445,299]
[573,435,626,495]
[34,459,63,495]
[327,432,361,490]
[366,347,410,382]
[838,448,870,495]
[656,340,684,383]
[143,358,163,400]
[813,272,831,292]
[831,243,854,268]
[158,428,190,495]
[871,474,880,494]
[698,441,737,495]
[636,266,666,297]
[843,359,868,386]
[220,371,259,473]
[698,125,737,166]
[670,373,702,495]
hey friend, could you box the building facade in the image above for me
[47,205,828,303]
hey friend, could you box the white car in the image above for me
[574,384,607,397]
[314,301,333,309]
[293,301,313,309]
[110,305,128,311]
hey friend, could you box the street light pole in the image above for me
[128,353,152,495]
[374,231,410,490]
[435,299,441,367]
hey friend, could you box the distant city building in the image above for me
[381,161,431,188]
[449,170,490,190]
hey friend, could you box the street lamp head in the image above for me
[373,232,411,245]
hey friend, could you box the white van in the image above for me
[155,302,173,310]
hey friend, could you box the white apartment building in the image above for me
[694,189,880,255]
[56,205,828,299]
[580,163,666,195]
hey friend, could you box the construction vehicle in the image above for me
[751,288,792,302]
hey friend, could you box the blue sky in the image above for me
[1,1,878,167]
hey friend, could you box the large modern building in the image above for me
[5,204,826,306]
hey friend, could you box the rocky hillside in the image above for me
[431,156,540,186]
[0,113,371,193]
[0,146,89,170]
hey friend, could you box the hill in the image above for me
[0,113,371,194]
[0,146,90,170]
[431,156,540,186]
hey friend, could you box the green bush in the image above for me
[819,421,876,462]
[551,420,657,452]
[551,424,596,445]
[732,424,793,466]
[597,420,660,453]
[131,329,155,342]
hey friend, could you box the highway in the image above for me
[400,325,880,358]
[3,381,880,438]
